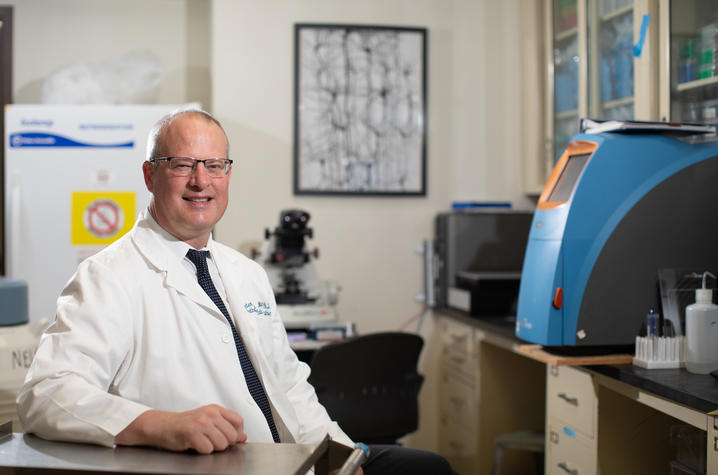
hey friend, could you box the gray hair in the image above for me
[146,107,229,160]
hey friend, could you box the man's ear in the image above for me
[142,161,154,192]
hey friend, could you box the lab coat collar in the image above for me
[130,208,227,323]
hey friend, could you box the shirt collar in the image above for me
[144,208,215,261]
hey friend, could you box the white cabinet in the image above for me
[433,316,718,474]
[436,315,546,474]
[438,317,480,475]
[545,365,598,475]
[708,415,718,471]
[547,423,596,475]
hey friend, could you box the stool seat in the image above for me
[491,430,545,475]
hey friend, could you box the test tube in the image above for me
[647,309,656,336]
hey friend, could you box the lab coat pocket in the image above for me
[240,308,278,365]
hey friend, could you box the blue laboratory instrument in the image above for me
[516,121,718,348]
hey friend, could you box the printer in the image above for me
[435,210,533,318]
[516,121,718,348]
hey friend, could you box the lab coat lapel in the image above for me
[130,215,226,322]
[212,244,256,341]
[212,245,267,371]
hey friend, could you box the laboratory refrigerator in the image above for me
[3,104,178,324]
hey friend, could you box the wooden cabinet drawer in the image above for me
[439,414,478,475]
[441,346,479,380]
[439,416,477,454]
[547,420,596,475]
[547,365,596,438]
[439,318,476,356]
[439,371,477,429]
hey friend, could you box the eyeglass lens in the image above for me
[167,157,230,177]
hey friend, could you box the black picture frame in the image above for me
[293,23,427,196]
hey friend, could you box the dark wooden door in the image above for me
[0,6,13,275]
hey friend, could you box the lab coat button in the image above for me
[222,334,231,343]
[247,398,254,405]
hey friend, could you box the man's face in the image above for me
[143,114,231,248]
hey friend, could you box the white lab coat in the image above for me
[17,209,353,448]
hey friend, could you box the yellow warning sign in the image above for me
[71,192,135,246]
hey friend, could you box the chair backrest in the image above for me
[308,331,424,444]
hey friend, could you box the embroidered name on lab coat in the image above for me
[245,301,271,316]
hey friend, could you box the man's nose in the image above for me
[188,161,211,187]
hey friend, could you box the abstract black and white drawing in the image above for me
[294,24,427,195]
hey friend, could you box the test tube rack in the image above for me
[633,336,684,369]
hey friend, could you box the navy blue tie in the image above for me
[186,249,281,443]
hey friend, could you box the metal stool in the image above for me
[491,430,545,475]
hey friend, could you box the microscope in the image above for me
[256,210,343,332]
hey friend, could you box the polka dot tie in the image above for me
[186,249,280,443]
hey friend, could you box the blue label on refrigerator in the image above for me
[9,132,133,148]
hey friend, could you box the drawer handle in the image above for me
[449,396,465,407]
[558,462,578,475]
[449,440,464,450]
[558,393,578,406]
[449,356,466,365]
[450,334,468,343]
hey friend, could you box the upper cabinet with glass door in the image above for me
[546,0,659,166]
[549,0,586,164]
[660,0,718,125]
[591,0,637,120]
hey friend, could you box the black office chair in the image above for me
[308,331,424,445]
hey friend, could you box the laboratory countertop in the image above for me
[0,432,318,474]
[0,432,351,475]
[437,308,718,414]
[437,308,519,341]
[589,364,718,413]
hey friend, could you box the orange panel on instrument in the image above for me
[538,141,598,210]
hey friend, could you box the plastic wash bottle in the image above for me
[685,271,718,374]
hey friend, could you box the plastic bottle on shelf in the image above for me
[600,59,613,102]
[612,15,634,99]
[599,23,614,103]
[678,39,697,84]
[698,23,717,79]
[685,271,718,374]
[563,0,577,30]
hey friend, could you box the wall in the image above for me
[210,0,533,450]
[8,0,206,105]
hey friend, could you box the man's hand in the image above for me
[115,404,247,454]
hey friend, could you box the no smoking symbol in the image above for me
[83,200,124,238]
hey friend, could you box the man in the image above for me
[18,109,451,474]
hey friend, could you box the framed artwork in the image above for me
[293,23,427,196]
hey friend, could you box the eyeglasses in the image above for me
[149,157,233,177]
